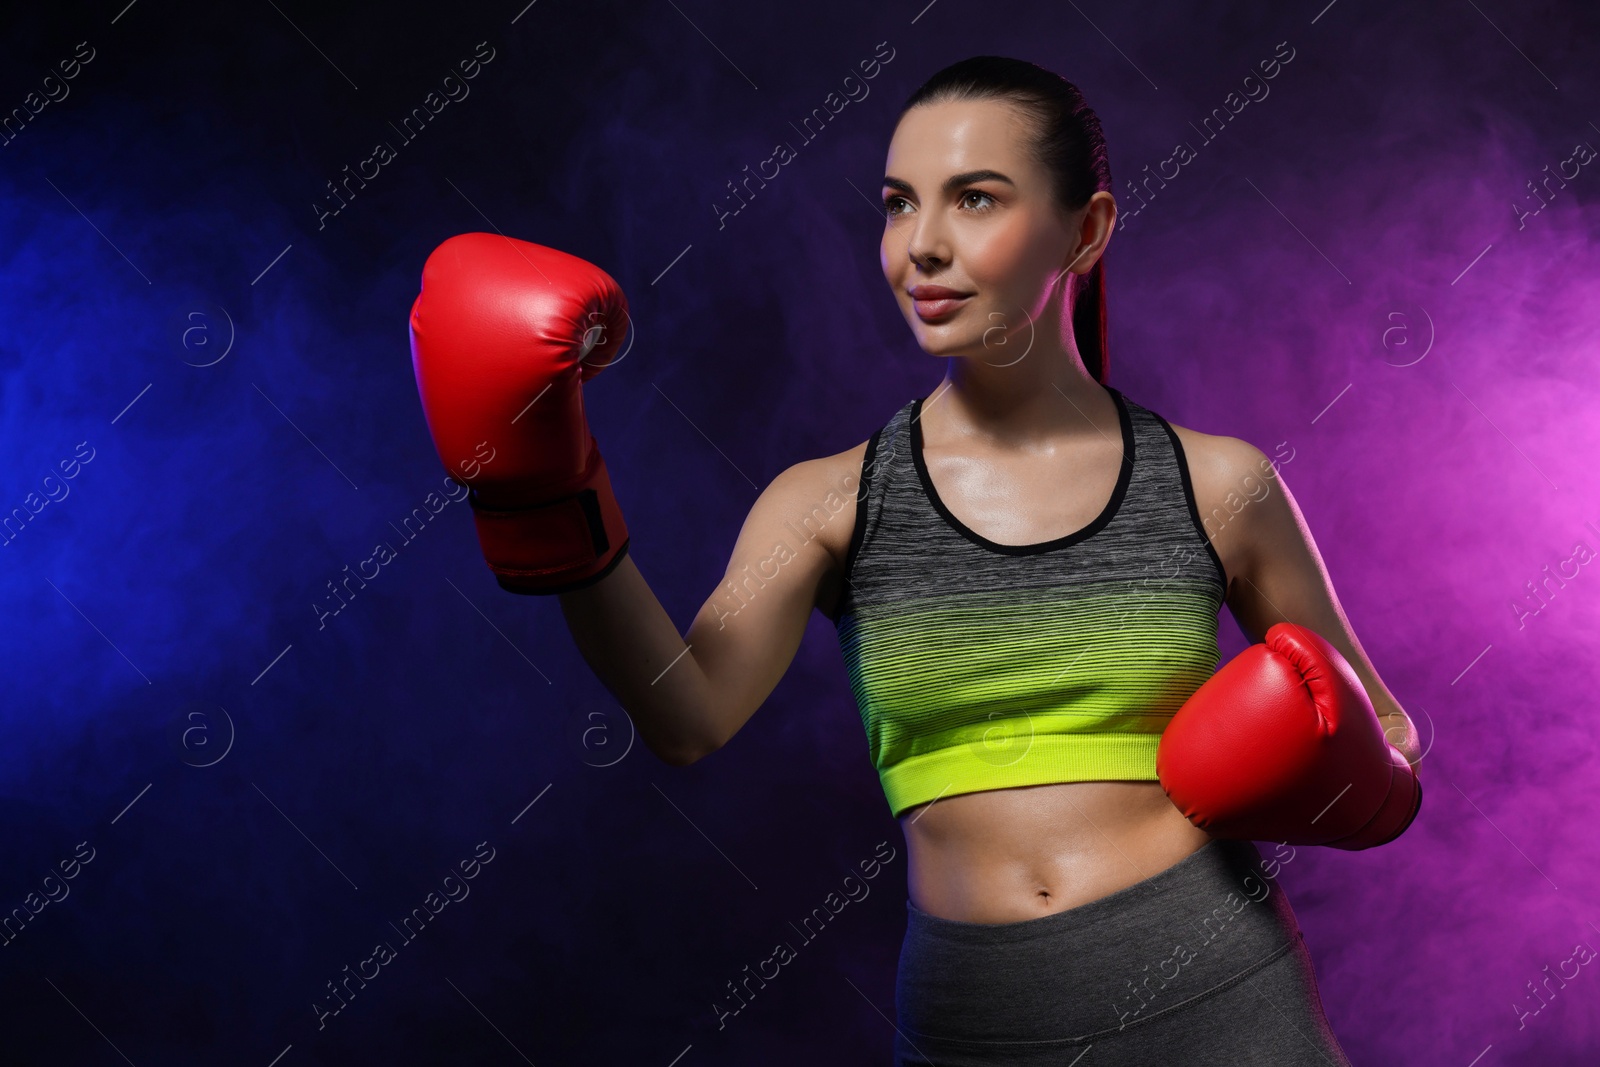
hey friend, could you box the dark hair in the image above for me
[897,56,1112,384]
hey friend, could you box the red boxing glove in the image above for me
[409,232,631,594]
[1156,622,1422,850]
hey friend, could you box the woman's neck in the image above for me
[928,351,1112,446]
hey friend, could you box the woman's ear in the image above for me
[1066,191,1117,276]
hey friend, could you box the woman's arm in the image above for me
[1181,431,1424,770]
[557,450,859,766]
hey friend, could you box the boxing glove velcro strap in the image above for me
[466,452,630,595]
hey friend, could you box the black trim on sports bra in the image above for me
[842,427,881,584]
[908,385,1136,556]
[825,427,882,624]
[1154,415,1230,594]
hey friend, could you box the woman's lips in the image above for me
[913,295,970,322]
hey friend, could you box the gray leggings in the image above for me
[893,838,1353,1066]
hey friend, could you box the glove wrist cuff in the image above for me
[466,445,630,595]
[1324,748,1423,851]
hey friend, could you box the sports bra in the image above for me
[830,385,1228,819]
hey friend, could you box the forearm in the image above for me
[557,552,720,765]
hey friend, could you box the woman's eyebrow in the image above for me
[881,169,1016,195]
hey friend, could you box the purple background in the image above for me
[2,0,1597,1062]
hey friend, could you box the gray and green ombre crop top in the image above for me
[832,386,1229,818]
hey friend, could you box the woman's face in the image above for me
[880,97,1107,360]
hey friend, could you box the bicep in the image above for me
[684,459,849,750]
[1219,442,1409,724]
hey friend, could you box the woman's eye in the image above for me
[882,191,993,217]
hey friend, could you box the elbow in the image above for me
[646,701,736,767]
[655,734,722,768]
[657,745,700,768]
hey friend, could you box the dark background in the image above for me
[2,0,1598,1063]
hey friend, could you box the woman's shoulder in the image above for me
[1163,418,1282,495]
[754,437,873,574]
[770,397,917,552]
[783,438,873,495]
[1160,415,1295,587]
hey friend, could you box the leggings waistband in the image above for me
[896,838,1310,1046]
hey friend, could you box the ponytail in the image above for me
[1072,257,1108,384]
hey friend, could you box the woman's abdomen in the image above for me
[901,779,1216,923]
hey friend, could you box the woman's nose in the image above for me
[905,222,949,270]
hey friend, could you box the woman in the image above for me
[410,54,1421,1066]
